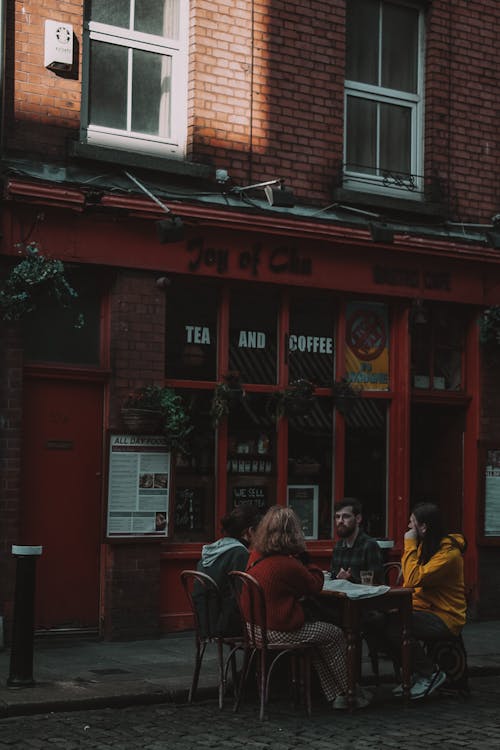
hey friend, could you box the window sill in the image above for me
[69,141,213,181]
[332,187,446,220]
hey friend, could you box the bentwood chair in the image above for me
[180,570,243,709]
[228,570,315,720]
[365,561,403,684]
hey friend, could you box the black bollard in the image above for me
[7,545,43,687]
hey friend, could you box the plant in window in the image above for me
[268,378,316,420]
[122,385,193,451]
[210,371,246,426]
[478,307,500,345]
[0,242,81,323]
[332,378,361,416]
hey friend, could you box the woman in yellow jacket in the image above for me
[397,502,467,699]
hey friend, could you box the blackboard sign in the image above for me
[232,485,268,509]
[174,486,204,532]
[287,485,319,539]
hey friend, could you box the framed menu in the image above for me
[287,485,319,540]
[480,442,500,543]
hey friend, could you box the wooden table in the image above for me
[319,586,413,708]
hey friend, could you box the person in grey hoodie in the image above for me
[194,504,262,637]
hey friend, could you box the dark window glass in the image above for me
[289,296,335,387]
[382,3,418,93]
[166,281,218,381]
[23,275,101,365]
[344,399,387,538]
[346,97,377,174]
[411,305,464,391]
[131,49,171,136]
[229,289,278,384]
[89,41,127,129]
[346,0,378,85]
[90,0,130,27]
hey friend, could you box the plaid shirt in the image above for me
[330,529,384,584]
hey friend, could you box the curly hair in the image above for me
[252,505,306,556]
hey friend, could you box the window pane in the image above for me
[135,0,179,38]
[166,280,218,381]
[229,289,278,384]
[382,3,418,93]
[346,96,377,174]
[346,0,379,85]
[132,50,171,136]
[288,398,333,540]
[89,41,127,129]
[90,0,130,27]
[380,103,411,175]
[344,399,387,538]
[289,296,335,387]
[434,349,462,391]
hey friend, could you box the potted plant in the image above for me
[268,378,316,420]
[122,386,193,452]
[210,371,245,426]
[0,242,81,322]
[332,377,361,416]
[479,306,500,344]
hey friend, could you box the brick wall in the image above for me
[0,322,23,635]
[6,1,498,221]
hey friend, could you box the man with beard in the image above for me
[330,498,383,584]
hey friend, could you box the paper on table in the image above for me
[322,579,390,599]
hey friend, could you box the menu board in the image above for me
[287,485,319,540]
[484,449,500,537]
[107,435,170,537]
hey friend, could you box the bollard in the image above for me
[7,545,43,687]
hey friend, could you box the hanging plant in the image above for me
[0,242,81,323]
[210,371,245,426]
[267,378,316,420]
[122,385,193,452]
[332,378,361,416]
[478,307,500,345]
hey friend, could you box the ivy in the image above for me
[478,307,500,345]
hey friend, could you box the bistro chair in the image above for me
[365,561,403,684]
[180,569,243,709]
[424,632,470,695]
[228,570,315,720]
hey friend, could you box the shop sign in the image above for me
[373,265,451,292]
[186,238,312,278]
[106,435,170,537]
[232,485,268,509]
[345,302,389,390]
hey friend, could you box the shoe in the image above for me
[410,670,447,700]
[332,686,372,710]
[392,675,416,697]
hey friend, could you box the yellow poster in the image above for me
[345,302,389,391]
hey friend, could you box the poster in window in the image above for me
[287,485,319,540]
[484,449,500,536]
[107,435,170,537]
[174,485,205,532]
[345,301,389,391]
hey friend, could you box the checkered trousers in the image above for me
[266,621,348,702]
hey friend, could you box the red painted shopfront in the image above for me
[2,186,495,635]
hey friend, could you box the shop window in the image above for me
[23,276,101,365]
[345,301,389,390]
[82,0,187,158]
[287,398,333,540]
[172,390,215,541]
[411,305,464,391]
[344,399,387,538]
[288,296,335,387]
[229,288,278,384]
[166,281,218,381]
[344,0,423,197]
[226,393,277,515]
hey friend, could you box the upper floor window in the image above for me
[344,0,423,198]
[83,0,188,157]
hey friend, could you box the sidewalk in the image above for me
[0,620,499,718]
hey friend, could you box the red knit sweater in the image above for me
[243,548,324,631]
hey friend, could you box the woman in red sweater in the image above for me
[244,505,369,709]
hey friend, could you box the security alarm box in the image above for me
[44,20,73,71]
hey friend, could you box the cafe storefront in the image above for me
[1,186,488,635]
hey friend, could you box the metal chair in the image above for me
[365,561,403,684]
[425,632,470,695]
[180,569,243,709]
[228,570,315,720]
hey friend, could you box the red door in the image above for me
[21,376,104,630]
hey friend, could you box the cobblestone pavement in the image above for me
[0,676,499,750]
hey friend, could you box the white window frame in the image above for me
[82,1,188,158]
[343,1,425,199]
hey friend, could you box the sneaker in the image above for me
[410,670,447,700]
[392,675,416,697]
[332,686,372,710]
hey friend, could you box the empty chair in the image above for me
[229,570,315,720]
[180,569,243,709]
